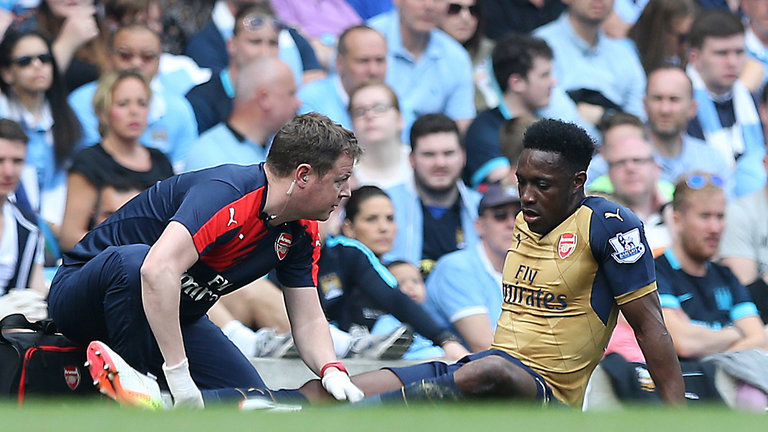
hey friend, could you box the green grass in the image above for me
[0,399,764,432]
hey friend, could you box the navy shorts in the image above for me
[48,245,268,391]
[386,349,554,403]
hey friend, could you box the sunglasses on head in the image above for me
[685,174,725,189]
[12,53,53,67]
[241,14,285,33]
[447,3,478,17]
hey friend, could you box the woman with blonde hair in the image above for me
[59,70,173,250]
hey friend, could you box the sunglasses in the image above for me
[12,53,53,67]
[350,103,393,119]
[490,208,517,222]
[685,174,725,189]
[447,3,478,17]
[241,14,285,33]
[114,49,160,64]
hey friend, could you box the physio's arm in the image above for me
[140,221,198,367]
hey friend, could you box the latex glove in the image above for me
[162,358,204,409]
[0,289,48,321]
[321,369,364,402]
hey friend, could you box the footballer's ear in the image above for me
[572,170,587,191]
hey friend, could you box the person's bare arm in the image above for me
[729,315,768,352]
[720,256,759,286]
[452,313,493,352]
[282,286,338,374]
[140,221,198,367]
[662,306,742,358]
[28,263,46,296]
[621,293,685,406]
[59,173,99,251]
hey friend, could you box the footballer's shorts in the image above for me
[385,349,554,403]
[48,245,272,393]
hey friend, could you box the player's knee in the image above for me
[458,355,536,398]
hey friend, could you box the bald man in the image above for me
[183,57,301,172]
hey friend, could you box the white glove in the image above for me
[321,369,364,402]
[0,289,48,321]
[162,358,204,409]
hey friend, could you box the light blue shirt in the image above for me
[297,75,352,130]
[183,123,269,172]
[383,180,480,265]
[534,13,647,121]
[68,79,198,173]
[587,134,732,189]
[368,10,476,142]
[423,244,502,339]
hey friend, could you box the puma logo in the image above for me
[227,207,238,226]
[604,209,623,222]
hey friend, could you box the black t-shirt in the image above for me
[421,200,463,276]
[69,143,174,190]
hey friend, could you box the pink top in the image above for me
[271,0,362,39]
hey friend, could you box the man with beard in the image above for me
[385,114,480,277]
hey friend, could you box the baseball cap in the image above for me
[478,183,520,213]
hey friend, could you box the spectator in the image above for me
[348,82,412,189]
[102,0,212,97]
[424,183,520,352]
[720,156,768,322]
[463,33,556,188]
[656,172,768,409]
[658,172,768,355]
[0,30,80,246]
[498,115,537,186]
[92,180,142,226]
[740,0,768,92]
[319,185,468,359]
[587,115,673,251]
[68,23,198,172]
[184,0,324,84]
[297,25,387,130]
[602,0,649,39]
[185,3,282,134]
[438,0,497,112]
[481,0,566,40]
[0,118,47,321]
[184,57,300,171]
[384,114,480,276]
[627,0,696,75]
[12,0,108,91]
[686,10,766,198]
[371,259,447,360]
[369,0,476,137]
[270,0,363,70]
[534,0,647,126]
[59,70,174,251]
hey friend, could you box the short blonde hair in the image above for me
[92,70,151,137]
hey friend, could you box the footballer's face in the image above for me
[517,149,584,235]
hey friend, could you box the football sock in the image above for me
[378,374,463,404]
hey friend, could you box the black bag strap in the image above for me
[0,313,59,345]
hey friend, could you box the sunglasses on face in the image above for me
[490,208,517,222]
[685,174,725,189]
[114,49,160,64]
[12,53,53,67]
[447,3,478,17]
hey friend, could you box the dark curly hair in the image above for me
[522,119,595,174]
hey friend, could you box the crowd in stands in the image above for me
[0,0,767,410]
